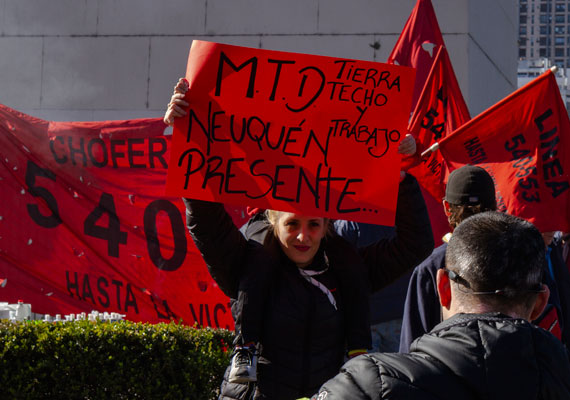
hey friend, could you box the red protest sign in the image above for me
[405,46,471,201]
[166,41,416,226]
[439,70,570,232]
[0,105,241,328]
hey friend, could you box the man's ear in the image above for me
[529,284,550,321]
[437,268,452,309]
[442,200,451,217]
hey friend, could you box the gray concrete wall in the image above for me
[0,0,516,121]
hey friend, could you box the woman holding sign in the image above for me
[166,79,433,400]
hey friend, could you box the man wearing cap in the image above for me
[310,212,570,399]
[399,164,497,352]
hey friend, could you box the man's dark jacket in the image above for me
[314,313,570,400]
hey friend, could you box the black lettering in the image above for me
[110,140,126,168]
[215,52,257,98]
[534,108,553,131]
[546,180,570,198]
[188,102,212,155]
[50,136,67,164]
[178,148,205,190]
[144,199,187,272]
[88,138,108,168]
[97,277,110,307]
[286,66,326,112]
[247,159,273,199]
[296,164,322,208]
[127,138,146,168]
[111,279,123,311]
[225,158,247,194]
[268,59,295,101]
[541,135,559,161]
[303,128,330,166]
[543,158,564,180]
[336,179,362,213]
[68,136,87,167]
[211,110,230,143]
[124,283,138,314]
[148,137,168,169]
[66,271,81,299]
[202,156,224,193]
[273,165,295,202]
[282,127,302,157]
[213,303,228,329]
[82,274,95,305]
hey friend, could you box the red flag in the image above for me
[404,46,471,201]
[388,0,445,107]
[439,70,570,232]
[0,105,244,328]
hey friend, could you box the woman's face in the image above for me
[274,212,327,268]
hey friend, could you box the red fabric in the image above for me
[388,0,445,108]
[167,41,415,226]
[439,70,570,233]
[0,105,249,328]
[404,46,471,202]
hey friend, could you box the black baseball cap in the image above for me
[444,165,496,208]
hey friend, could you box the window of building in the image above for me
[521,15,527,24]
[531,48,534,57]
[520,4,528,13]
[556,36,565,44]
[519,48,526,58]
[555,26,565,34]
[520,26,528,35]
[541,4,552,13]
[556,4,566,12]
[540,25,551,34]
[540,37,551,45]
[539,48,547,57]
[555,48,565,57]
[556,15,566,23]
[540,15,552,24]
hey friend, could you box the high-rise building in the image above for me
[518,0,570,109]
[518,0,570,68]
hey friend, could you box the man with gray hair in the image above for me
[310,212,570,399]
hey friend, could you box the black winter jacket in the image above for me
[184,174,434,399]
[314,313,570,400]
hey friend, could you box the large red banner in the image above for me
[166,41,416,226]
[439,70,570,232]
[0,105,247,328]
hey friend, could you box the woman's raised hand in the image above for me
[164,78,190,126]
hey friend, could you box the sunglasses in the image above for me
[443,268,546,296]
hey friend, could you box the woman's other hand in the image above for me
[397,133,416,156]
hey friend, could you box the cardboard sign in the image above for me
[439,70,570,232]
[166,41,416,226]
[0,105,248,328]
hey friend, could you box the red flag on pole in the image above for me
[404,46,471,201]
[438,70,570,232]
[388,0,445,107]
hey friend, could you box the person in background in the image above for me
[399,164,496,352]
[333,135,416,353]
[165,78,434,400]
[310,211,570,400]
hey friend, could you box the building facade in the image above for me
[519,0,570,68]
[0,0,516,121]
